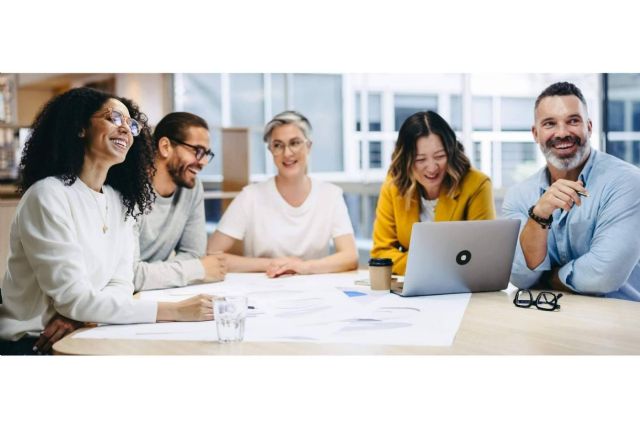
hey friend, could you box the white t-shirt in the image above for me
[0,177,157,341]
[419,197,438,222]
[217,177,354,260]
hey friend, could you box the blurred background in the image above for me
[2,72,640,264]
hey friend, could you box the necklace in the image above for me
[87,186,109,234]
[420,197,438,222]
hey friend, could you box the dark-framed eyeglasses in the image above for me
[268,138,309,155]
[169,138,215,162]
[513,289,563,311]
[92,108,142,136]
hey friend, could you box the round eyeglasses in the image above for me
[92,108,142,136]
[268,138,309,155]
[169,138,215,162]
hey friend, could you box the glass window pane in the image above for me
[450,95,462,131]
[606,74,640,167]
[607,140,640,166]
[394,94,437,131]
[368,93,382,131]
[204,198,223,224]
[367,194,378,238]
[230,74,264,126]
[473,141,482,170]
[450,96,492,131]
[270,73,286,116]
[355,92,361,131]
[607,140,627,163]
[501,142,538,188]
[344,193,362,238]
[369,140,382,169]
[229,74,265,174]
[292,74,343,172]
[178,74,222,177]
[608,101,625,131]
[633,102,640,131]
[178,74,222,127]
[473,97,492,131]
[501,97,534,131]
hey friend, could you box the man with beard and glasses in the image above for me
[503,82,640,301]
[133,112,226,291]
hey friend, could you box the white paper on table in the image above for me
[75,320,218,341]
[326,292,471,346]
[74,272,471,346]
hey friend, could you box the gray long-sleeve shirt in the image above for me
[133,178,206,292]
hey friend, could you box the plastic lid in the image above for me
[368,258,393,267]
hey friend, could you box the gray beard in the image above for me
[540,140,590,171]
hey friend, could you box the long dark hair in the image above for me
[18,87,155,219]
[389,111,470,208]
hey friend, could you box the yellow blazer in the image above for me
[371,168,496,275]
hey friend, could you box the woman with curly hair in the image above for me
[0,87,213,355]
[371,111,496,275]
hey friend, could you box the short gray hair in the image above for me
[263,110,313,143]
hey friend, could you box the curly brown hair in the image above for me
[18,87,156,219]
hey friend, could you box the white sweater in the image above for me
[0,177,157,341]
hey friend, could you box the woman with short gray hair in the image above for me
[207,111,358,277]
[263,110,313,143]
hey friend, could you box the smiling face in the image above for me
[268,123,310,179]
[167,126,211,189]
[84,98,134,166]
[533,95,592,172]
[412,133,448,199]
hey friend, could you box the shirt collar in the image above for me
[537,167,550,196]
[578,148,597,187]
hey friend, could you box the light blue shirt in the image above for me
[503,149,640,301]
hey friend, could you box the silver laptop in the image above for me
[392,219,521,297]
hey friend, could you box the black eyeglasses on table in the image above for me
[513,289,562,311]
[170,138,215,162]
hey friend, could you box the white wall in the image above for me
[115,74,173,126]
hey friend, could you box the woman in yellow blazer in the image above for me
[371,111,496,275]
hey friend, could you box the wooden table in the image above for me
[53,285,640,355]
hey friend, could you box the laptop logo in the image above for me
[456,250,471,266]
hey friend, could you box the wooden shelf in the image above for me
[202,191,240,200]
[0,183,19,199]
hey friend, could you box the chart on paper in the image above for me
[74,272,471,346]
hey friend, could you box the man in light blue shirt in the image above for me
[503,82,640,301]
